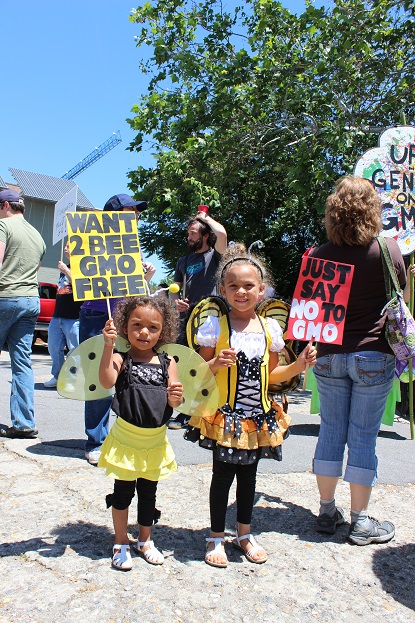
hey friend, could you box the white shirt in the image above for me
[196,315,285,358]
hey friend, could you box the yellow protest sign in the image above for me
[66,211,147,301]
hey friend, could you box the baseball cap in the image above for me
[103,193,148,212]
[0,189,24,203]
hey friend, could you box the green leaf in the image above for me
[126,0,414,296]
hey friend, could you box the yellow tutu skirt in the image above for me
[188,400,291,450]
[98,417,177,481]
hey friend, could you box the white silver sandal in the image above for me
[134,540,164,565]
[205,537,228,568]
[112,544,132,571]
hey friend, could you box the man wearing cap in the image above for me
[80,193,155,465]
[0,189,46,439]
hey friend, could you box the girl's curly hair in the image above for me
[113,296,179,348]
[325,176,383,246]
[216,242,273,291]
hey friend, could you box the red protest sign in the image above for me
[286,255,354,345]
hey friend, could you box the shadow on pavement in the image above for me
[34,382,56,390]
[0,521,113,560]
[26,439,85,458]
[0,521,214,565]
[198,491,340,546]
[289,423,320,437]
[0,492,364,565]
[372,543,415,611]
[252,490,348,544]
[289,423,408,441]
[139,525,213,563]
[378,429,408,440]
[285,391,312,405]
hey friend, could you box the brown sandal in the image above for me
[232,532,267,564]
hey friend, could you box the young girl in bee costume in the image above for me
[185,243,316,568]
[98,296,183,570]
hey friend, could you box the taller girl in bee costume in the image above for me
[185,243,316,568]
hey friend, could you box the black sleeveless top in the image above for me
[112,351,173,428]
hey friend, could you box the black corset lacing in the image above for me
[219,351,279,439]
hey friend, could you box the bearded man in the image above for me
[172,212,227,320]
[168,211,227,429]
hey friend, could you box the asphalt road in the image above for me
[1,345,414,485]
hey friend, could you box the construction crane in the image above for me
[62,131,122,180]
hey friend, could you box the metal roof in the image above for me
[9,168,96,209]
[0,175,7,189]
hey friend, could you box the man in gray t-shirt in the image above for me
[172,212,227,318]
[173,247,222,308]
[0,189,46,439]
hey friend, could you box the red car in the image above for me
[33,282,58,345]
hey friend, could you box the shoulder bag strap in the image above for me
[203,248,217,294]
[378,236,402,297]
[157,350,170,383]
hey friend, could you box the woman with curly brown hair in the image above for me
[310,176,410,545]
[97,296,183,570]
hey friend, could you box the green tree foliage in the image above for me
[128,0,415,297]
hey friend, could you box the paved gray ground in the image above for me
[1,347,415,622]
[1,346,413,485]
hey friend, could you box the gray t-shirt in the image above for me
[174,248,221,304]
[0,217,46,297]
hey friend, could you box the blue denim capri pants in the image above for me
[313,351,395,487]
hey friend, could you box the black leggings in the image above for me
[210,456,259,533]
[110,478,158,527]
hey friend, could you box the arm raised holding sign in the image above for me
[96,295,182,570]
[99,319,122,389]
[74,193,154,466]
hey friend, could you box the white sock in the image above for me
[351,509,370,527]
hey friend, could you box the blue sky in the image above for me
[0,0,325,278]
